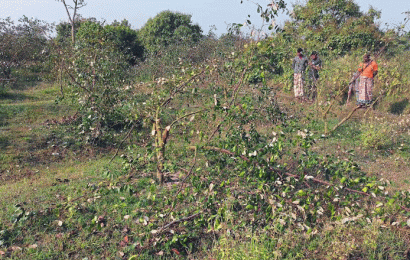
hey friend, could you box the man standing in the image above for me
[292,48,308,101]
[356,53,378,107]
[308,51,322,100]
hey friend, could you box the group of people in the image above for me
[292,48,378,107]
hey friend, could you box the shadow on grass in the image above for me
[0,92,37,102]
[389,98,409,115]
[0,136,10,149]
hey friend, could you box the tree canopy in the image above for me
[283,0,384,56]
[0,16,51,79]
[139,10,203,53]
[71,20,144,66]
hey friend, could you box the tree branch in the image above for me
[191,145,370,197]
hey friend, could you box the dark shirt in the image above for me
[308,57,322,80]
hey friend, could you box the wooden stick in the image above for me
[109,123,136,163]
[330,105,360,134]
[364,91,385,116]
[158,213,201,232]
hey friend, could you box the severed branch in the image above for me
[191,145,371,197]
[160,69,206,108]
[61,63,91,93]
[169,109,207,128]
[329,105,360,134]
[109,123,136,163]
[157,213,201,233]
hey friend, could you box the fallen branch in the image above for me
[158,213,201,233]
[109,123,136,163]
[364,91,385,116]
[329,105,360,134]
[191,145,370,197]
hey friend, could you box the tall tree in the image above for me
[139,10,202,53]
[283,0,384,56]
[55,0,86,44]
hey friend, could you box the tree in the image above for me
[0,16,51,79]
[51,20,136,142]
[139,10,203,53]
[283,0,384,56]
[55,0,86,44]
[55,17,83,44]
[105,21,144,65]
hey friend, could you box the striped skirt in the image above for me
[356,76,373,105]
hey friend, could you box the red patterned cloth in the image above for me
[356,76,373,105]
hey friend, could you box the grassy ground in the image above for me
[1,74,410,259]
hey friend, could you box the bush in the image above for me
[360,121,394,150]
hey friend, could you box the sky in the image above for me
[1,0,410,36]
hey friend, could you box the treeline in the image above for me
[0,10,206,81]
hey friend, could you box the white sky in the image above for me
[1,0,409,35]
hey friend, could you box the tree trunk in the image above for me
[71,22,75,45]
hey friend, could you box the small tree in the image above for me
[51,20,135,143]
[139,10,203,53]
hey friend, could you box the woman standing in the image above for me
[356,53,378,107]
[292,48,308,102]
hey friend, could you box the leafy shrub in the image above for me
[49,21,135,143]
[360,121,394,150]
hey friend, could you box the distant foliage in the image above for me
[56,19,144,65]
[104,21,144,65]
[285,0,384,56]
[55,19,82,44]
[139,10,203,53]
[0,16,51,80]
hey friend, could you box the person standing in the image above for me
[356,53,378,107]
[307,51,322,100]
[292,48,308,101]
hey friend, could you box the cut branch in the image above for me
[191,145,370,197]
[158,213,201,233]
[330,105,360,134]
